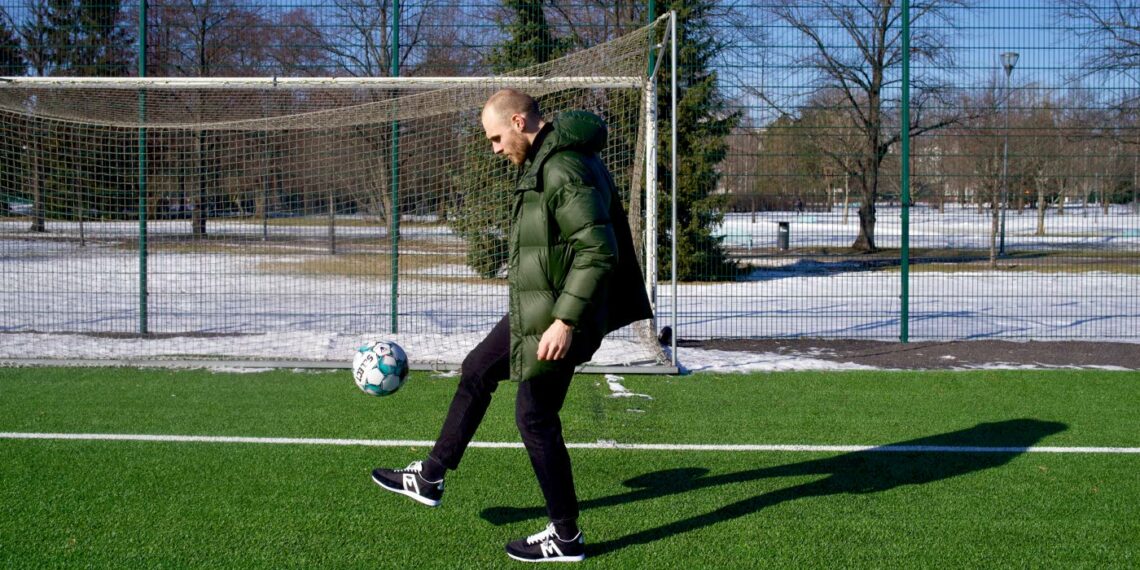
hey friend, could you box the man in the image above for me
[370,88,653,563]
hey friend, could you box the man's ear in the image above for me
[512,113,526,131]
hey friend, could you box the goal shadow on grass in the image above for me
[480,419,1066,558]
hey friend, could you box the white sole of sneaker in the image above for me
[371,473,442,507]
[506,552,585,563]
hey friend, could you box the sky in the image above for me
[712,2,1136,126]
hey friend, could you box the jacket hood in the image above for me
[517,111,608,192]
[548,110,608,153]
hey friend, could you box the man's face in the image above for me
[482,110,530,166]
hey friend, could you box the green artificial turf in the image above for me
[1,367,1137,568]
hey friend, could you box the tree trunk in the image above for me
[29,139,45,233]
[256,139,269,220]
[853,195,876,251]
[852,150,881,251]
[825,173,834,212]
[852,170,880,251]
[1102,166,1110,216]
[841,173,850,225]
[373,171,392,229]
[192,132,207,237]
[989,184,999,268]
[328,187,336,255]
[1133,140,1139,214]
[1035,178,1047,236]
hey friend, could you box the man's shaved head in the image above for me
[481,88,546,166]
[482,88,540,123]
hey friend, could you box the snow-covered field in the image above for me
[721,203,1140,251]
[1,205,1136,372]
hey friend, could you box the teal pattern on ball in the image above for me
[352,340,409,397]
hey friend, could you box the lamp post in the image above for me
[999,51,1019,256]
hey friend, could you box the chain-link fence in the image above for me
[714,1,1138,341]
[0,1,1136,364]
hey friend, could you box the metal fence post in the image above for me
[899,0,911,343]
[669,10,678,366]
[390,0,400,334]
[138,0,149,335]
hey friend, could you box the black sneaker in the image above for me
[371,461,444,507]
[505,523,585,563]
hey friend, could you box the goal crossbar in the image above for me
[0,76,644,90]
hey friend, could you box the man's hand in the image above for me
[536,319,573,361]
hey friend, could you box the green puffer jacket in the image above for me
[508,110,653,382]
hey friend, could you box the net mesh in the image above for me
[0,18,668,369]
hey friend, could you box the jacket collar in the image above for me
[515,123,555,193]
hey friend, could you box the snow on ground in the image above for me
[666,348,879,374]
[1,205,1137,372]
[0,218,454,240]
[720,204,1140,251]
[0,329,663,369]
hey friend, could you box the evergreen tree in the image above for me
[652,0,740,281]
[0,16,24,75]
[0,17,26,216]
[22,0,132,231]
[15,0,130,76]
[19,1,51,76]
[45,0,130,76]
[487,0,573,73]
[451,1,572,278]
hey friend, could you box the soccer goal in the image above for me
[0,14,678,372]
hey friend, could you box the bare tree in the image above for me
[545,0,646,45]
[1057,0,1139,89]
[1058,0,1139,213]
[309,1,480,232]
[264,8,329,76]
[948,80,1007,266]
[132,0,271,77]
[763,0,968,251]
[911,130,947,212]
[799,89,880,224]
[722,124,764,213]
[1020,91,1063,236]
[318,0,462,77]
[136,1,317,237]
[752,114,802,212]
[409,4,486,78]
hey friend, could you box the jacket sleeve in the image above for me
[546,157,619,326]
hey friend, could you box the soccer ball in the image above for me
[352,341,409,396]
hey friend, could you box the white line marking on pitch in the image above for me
[1,432,1138,454]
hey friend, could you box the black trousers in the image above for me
[429,314,596,525]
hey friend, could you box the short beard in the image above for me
[505,136,529,165]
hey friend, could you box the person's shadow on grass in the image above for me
[481,419,1066,557]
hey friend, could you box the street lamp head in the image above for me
[1000,52,1020,77]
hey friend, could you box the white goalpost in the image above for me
[0,14,678,372]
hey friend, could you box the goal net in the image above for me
[0,17,671,371]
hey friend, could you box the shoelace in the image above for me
[395,460,423,474]
[526,523,558,545]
